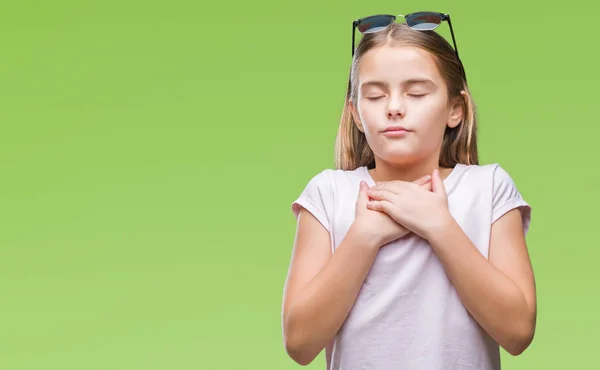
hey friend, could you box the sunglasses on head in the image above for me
[352,12,460,59]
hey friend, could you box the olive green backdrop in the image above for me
[1,0,596,369]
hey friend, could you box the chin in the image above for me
[377,152,420,166]
[374,144,418,161]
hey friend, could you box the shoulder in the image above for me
[296,166,367,192]
[453,162,520,188]
[302,168,335,190]
[453,161,500,176]
[462,162,525,199]
[292,169,334,212]
[291,167,366,230]
[456,162,531,232]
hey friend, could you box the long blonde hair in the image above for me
[334,22,478,170]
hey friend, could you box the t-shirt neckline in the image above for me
[360,164,464,194]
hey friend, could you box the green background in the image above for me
[0,0,596,369]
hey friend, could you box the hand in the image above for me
[353,175,432,249]
[366,169,452,241]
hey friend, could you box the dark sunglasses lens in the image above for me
[357,15,396,33]
[406,12,442,30]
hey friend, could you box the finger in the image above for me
[379,181,421,194]
[373,181,406,193]
[366,199,394,213]
[356,181,368,204]
[432,169,447,197]
[420,181,433,192]
[413,175,432,186]
[367,189,396,202]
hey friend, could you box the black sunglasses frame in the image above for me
[352,12,460,59]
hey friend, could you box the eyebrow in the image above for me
[360,78,435,90]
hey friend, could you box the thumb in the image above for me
[432,169,447,197]
[357,180,368,204]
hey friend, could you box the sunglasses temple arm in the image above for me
[446,15,459,59]
[446,16,467,83]
[352,22,356,57]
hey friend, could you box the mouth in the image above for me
[382,125,411,137]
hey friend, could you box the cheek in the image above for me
[357,105,380,132]
[413,101,449,132]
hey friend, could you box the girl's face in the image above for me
[350,45,464,166]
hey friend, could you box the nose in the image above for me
[387,99,406,119]
[387,104,405,119]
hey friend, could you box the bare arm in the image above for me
[427,208,537,356]
[281,208,378,366]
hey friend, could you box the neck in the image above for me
[368,156,453,183]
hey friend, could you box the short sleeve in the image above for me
[491,164,532,235]
[291,169,332,232]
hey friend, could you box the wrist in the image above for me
[348,222,381,250]
[424,210,456,244]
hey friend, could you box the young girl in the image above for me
[282,14,536,370]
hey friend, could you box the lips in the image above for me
[381,125,411,138]
[383,125,410,132]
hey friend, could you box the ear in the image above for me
[349,98,365,132]
[447,91,467,129]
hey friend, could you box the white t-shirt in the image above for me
[291,163,531,370]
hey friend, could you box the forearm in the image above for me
[427,217,534,355]
[284,224,378,365]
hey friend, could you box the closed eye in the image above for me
[408,94,426,98]
[366,96,384,101]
